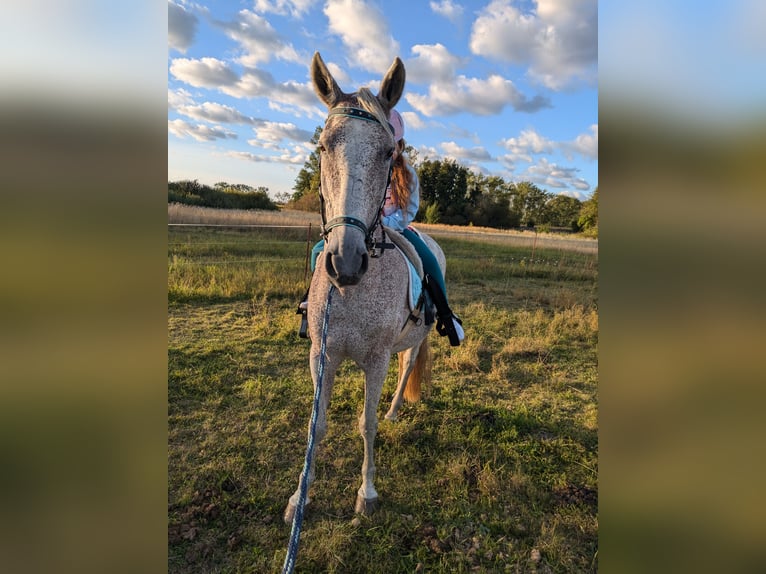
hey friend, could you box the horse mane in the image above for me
[355,88,394,142]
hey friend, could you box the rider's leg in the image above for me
[310,240,325,274]
[401,228,463,346]
[298,240,326,338]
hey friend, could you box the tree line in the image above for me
[168,180,278,211]
[289,126,597,236]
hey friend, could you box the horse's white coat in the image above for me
[284,53,447,521]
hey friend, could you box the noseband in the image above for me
[319,106,395,257]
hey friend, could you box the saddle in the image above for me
[381,225,435,326]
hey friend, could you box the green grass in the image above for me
[169,221,598,573]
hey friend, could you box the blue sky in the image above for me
[168,0,598,201]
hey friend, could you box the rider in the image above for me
[298,109,464,346]
[379,110,463,346]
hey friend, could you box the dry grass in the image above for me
[167,203,598,254]
[168,209,598,573]
[168,202,321,227]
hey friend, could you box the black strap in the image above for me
[323,216,369,237]
[318,106,396,252]
[327,107,395,138]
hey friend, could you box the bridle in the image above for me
[318,106,396,258]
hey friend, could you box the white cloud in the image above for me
[440,141,492,161]
[570,179,591,191]
[227,73,319,114]
[168,1,198,53]
[404,44,462,84]
[561,124,598,160]
[500,125,597,164]
[215,10,302,66]
[253,0,318,17]
[325,61,352,87]
[324,0,400,72]
[469,0,597,90]
[527,157,578,179]
[429,0,464,24]
[168,119,237,142]
[170,58,321,116]
[499,128,554,161]
[249,121,314,145]
[177,102,259,125]
[498,155,517,172]
[169,57,240,89]
[226,149,307,165]
[406,74,551,116]
[519,157,591,193]
[168,88,195,110]
[400,111,426,131]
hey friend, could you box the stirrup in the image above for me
[437,314,463,347]
[298,311,309,339]
[296,296,309,339]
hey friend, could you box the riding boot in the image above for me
[296,288,309,339]
[424,274,463,346]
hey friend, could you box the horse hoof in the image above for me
[384,412,397,422]
[355,495,379,515]
[283,504,296,525]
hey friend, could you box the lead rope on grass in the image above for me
[281,285,335,574]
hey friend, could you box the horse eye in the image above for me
[385,147,394,159]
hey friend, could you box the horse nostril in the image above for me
[325,252,337,279]
[359,252,369,276]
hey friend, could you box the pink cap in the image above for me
[388,109,404,142]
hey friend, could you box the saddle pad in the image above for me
[404,255,422,312]
[382,225,424,278]
[382,225,423,312]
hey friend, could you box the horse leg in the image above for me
[283,351,338,525]
[384,347,418,422]
[355,359,388,515]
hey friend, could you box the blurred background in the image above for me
[0,2,167,573]
[599,1,766,572]
[1,1,764,572]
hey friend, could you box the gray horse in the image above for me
[284,52,448,522]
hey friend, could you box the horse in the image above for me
[283,52,448,522]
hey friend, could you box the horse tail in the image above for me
[403,337,432,403]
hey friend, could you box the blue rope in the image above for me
[281,285,335,574]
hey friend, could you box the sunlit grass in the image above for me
[168,209,598,573]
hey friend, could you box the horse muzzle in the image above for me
[325,248,369,286]
[321,216,373,286]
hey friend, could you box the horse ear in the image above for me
[377,57,405,112]
[311,52,344,108]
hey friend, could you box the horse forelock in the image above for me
[322,88,393,148]
[350,89,395,144]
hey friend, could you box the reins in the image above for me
[318,106,396,258]
[281,285,335,574]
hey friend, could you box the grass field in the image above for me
[168,206,598,573]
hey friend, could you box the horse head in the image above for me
[310,52,405,287]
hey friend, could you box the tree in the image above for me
[416,158,470,225]
[168,180,277,210]
[291,126,322,204]
[577,187,598,236]
[404,143,419,167]
[546,194,582,229]
[465,173,516,228]
[509,181,550,227]
[274,191,292,205]
[424,202,441,224]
